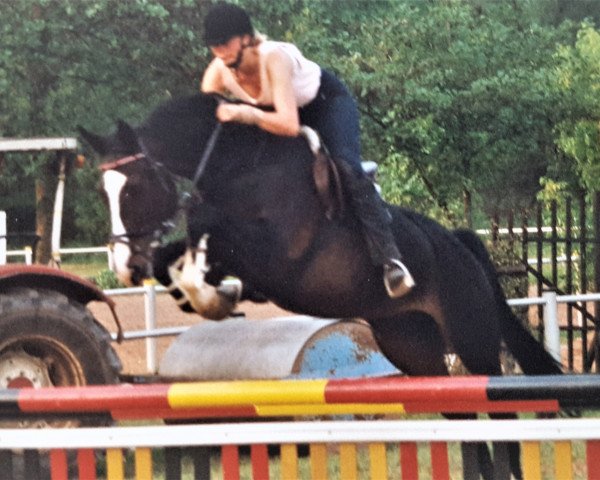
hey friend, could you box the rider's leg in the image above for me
[343,165,415,297]
[300,70,414,298]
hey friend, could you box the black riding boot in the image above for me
[344,169,415,298]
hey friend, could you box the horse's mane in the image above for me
[138,94,221,170]
[139,93,308,176]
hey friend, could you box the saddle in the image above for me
[300,126,345,220]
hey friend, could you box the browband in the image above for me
[99,153,145,171]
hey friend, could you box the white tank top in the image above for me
[222,41,321,107]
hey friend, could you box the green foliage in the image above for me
[554,25,600,191]
[92,269,124,290]
[275,0,581,222]
[1,0,599,241]
[537,178,571,203]
[0,0,212,244]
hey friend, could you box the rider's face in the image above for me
[210,36,247,68]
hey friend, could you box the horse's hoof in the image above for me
[216,279,243,306]
[384,260,415,298]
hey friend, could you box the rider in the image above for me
[200,2,414,298]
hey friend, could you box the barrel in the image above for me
[158,316,399,380]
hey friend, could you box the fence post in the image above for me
[24,247,32,265]
[0,211,6,265]
[542,290,561,362]
[106,244,113,270]
[144,280,158,373]
[50,156,66,266]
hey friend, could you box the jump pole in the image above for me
[6,375,600,421]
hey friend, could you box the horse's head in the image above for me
[79,121,179,286]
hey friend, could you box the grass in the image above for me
[60,258,108,280]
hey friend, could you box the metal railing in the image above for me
[5,245,111,267]
[102,284,592,375]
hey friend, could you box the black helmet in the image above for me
[203,2,254,46]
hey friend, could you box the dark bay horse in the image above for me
[81,93,562,479]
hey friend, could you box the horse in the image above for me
[80,93,562,479]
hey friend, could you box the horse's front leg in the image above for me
[187,204,271,306]
[152,240,195,312]
[152,237,242,319]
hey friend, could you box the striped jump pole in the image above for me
[4,374,600,421]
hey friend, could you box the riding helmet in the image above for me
[203,2,254,46]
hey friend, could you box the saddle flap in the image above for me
[302,126,345,220]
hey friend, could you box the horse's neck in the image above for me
[205,127,285,175]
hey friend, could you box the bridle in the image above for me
[98,153,145,171]
[99,122,223,252]
[101,157,177,258]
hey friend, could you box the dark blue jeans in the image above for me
[299,69,363,174]
[299,69,402,266]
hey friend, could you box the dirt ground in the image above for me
[88,294,292,375]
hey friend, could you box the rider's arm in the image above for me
[201,59,226,94]
[261,49,300,136]
[215,50,300,137]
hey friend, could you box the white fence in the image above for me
[103,284,594,374]
[4,245,111,267]
[3,417,599,450]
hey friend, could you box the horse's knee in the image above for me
[186,280,241,320]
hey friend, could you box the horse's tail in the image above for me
[453,228,563,375]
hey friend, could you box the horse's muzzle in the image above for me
[127,254,154,286]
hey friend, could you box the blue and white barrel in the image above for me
[158,316,400,380]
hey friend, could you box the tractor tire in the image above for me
[0,287,121,427]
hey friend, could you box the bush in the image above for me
[92,269,124,290]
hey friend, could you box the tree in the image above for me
[0,0,212,259]
[292,1,575,225]
[0,0,596,247]
[554,24,600,191]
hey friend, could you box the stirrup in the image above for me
[383,259,415,298]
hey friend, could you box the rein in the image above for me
[98,122,223,185]
[192,123,222,187]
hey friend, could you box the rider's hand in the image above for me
[216,104,263,126]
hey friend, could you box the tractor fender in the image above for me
[0,265,123,341]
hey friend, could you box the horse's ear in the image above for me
[78,126,110,155]
[116,120,140,153]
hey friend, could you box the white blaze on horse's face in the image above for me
[103,170,134,286]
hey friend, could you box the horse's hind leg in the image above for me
[370,312,448,376]
[369,313,493,480]
[449,328,519,479]
[486,412,522,480]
